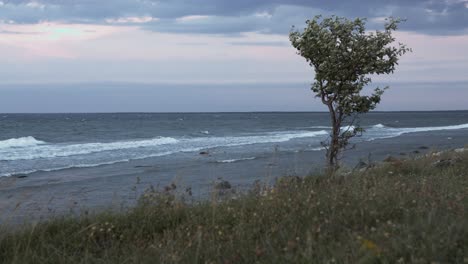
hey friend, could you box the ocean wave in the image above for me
[399,123,468,133]
[0,136,46,149]
[2,123,467,176]
[366,123,468,141]
[341,125,356,131]
[372,123,468,135]
[215,157,257,163]
[0,159,130,178]
[0,130,328,162]
[0,137,179,161]
[0,150,181,178]
[219,130,328,147]
[311,147,327,151]
[372,124,386,129]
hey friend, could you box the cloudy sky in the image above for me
[0,0,467,112]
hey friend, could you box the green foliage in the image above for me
[290,16,411,169]
[0,151,467,263]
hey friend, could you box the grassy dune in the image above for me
[0,150,467,263]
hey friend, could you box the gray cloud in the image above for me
[0,29,40,34]
[228,41,290,47]
[0,0,467,35]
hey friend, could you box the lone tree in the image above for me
[290,16,410,171]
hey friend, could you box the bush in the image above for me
[1,151,467,263]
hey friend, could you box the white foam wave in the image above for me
[219,130,329,147]
[311,147,326,151]
[341,125,356,131]
[366,123,468,141]
[3,122,467,176]
[0,136,45,149]
[0,159,130,178]
[0,150,181,178]
[0,130,328,162]
[372,124,386,128]
[216,157,257,163]
[399,123,468,133]
[0,137,178,161]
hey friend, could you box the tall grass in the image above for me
[0,151,467,263]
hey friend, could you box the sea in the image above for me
[1,111,468,222]
[1,111,468,178]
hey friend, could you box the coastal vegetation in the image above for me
[290,16,411,171]
[0,149,466,263]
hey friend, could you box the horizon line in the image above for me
[1,80,468,86]
[2,110,468,115]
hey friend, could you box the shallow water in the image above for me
[1,111,468,177]
[1,111,468,224]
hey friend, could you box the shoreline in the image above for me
[1,128,467,225]
[1,146,466,263]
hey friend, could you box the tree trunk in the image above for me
[327,123,340,171]
[326,104,340,174]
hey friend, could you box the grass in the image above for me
[0,150,467,263]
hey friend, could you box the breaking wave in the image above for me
[215,157,257,163]
[0,136,46,149]
[2,123,468,177]
[0,137,179,161]
[372,124,386,129]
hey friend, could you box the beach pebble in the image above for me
[214,180,232,190]
[277,176,303,186]
[383,156,399,163]
[213,180,236,199]
[382,155,404,167]
[432,158,461,168]
[432,160,452,168]
[354,160,368,170]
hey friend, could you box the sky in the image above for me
[0,0,467,112]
